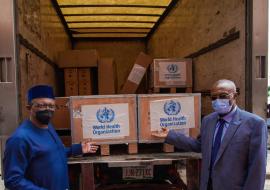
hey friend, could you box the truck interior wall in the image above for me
[74,40,146,92]
[17,0,72,120]
[147,0,245,116]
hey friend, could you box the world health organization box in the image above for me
[70,95,137,145]
[150,58,192,88]
[138,93,201,143]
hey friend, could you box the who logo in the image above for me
[164,100,181,115]
[167,64,178,73]
[96,107,115,123]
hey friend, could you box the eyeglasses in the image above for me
[210,93,233,101]
[31,103,56,110]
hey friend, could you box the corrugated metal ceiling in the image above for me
[55,0,178,39]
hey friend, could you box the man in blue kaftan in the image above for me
[4,85,99,190]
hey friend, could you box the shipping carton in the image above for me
[137,93,201,143]
[150,59,192,88]
[78,68,92,95]
[98,58,117,95]
[64,68,78,96]
[70,95,137,145]
[120,52,153,94]
[51,97,70,129]
[58,49,99,68]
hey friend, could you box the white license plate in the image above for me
[122,165,154,180]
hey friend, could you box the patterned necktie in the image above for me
[210,119,226,170]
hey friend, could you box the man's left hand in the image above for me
[81,139,99,154]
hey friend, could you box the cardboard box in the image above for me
[137,93,201,143]
[150,58,192,88]
[51,97,70,129]
[70,95,137,144]
[64,68,78,82]
[78,68,92,95]
[120,52,153,94]
[58,49,99,68]
[98,58,117,95]
[65,81,79,96]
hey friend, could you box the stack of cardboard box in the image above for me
[78,68,92,95]
[64,68,78,96]
[58,49,99,96]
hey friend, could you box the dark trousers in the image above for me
[207,178,213,190]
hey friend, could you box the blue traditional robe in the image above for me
[4,120,82,190]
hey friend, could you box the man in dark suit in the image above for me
[153,79,268,190]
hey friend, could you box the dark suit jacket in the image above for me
[166,108,268,190]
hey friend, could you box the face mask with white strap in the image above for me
[212,99,232,114]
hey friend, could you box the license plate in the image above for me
[122,165,154,180]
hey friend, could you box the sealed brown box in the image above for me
[150,59,192,88]
[70,95,137,145]
[98,58,117,95]
[120,52,153,94]
[65,81,78,96]
[64,68,78,82]
[64,68,78,96]
[137,93,201,143]
[78,68,92,95]
[58,49,99,68]
[51,97,70,129]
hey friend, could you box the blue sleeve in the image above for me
[243,119,267,190]
[165,118,204,152]
[65,143,83,157]
[165,130,201,152]
[3,137,47,190]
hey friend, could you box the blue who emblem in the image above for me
[164,100,181,115]
[96,107,115,123]
[167,64,178,73]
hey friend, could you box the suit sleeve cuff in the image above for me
[165,130,177,145]
[71,143,83,156]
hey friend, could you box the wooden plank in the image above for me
[170,88,176,93]
[68,152,202,164]
[163,143,174,153]
[186,159,201,190]
[95,184,183,190]
[101,144,110,156]
[81,163,95,190]
[185,87,192,93]
[128,143,138,154]
[153,87,160,93]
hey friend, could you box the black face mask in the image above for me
[35,110,54,125]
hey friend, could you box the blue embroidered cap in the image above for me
[28,85,55,103]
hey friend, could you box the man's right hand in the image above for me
[151,127,169,138]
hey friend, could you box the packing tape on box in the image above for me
[127,64,146,85]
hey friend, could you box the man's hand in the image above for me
[151,128,169,138]
[81,139,99,154]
